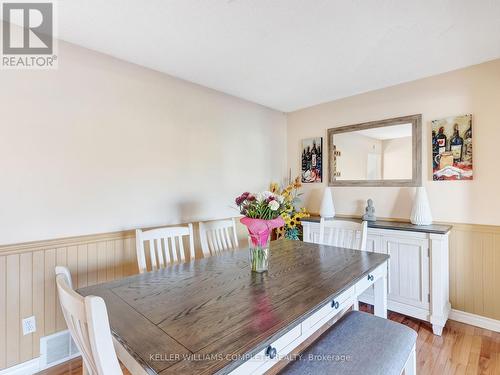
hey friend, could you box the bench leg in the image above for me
[373,273,387,318]
[403,344,416,375]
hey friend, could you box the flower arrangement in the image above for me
[235,191,287,219]
[235,191,286,272]
[269,177,310,240]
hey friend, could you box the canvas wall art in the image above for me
[432,114,473,181]
[301,137,322,183]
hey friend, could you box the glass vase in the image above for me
[249,234,270,273]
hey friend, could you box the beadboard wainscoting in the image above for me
[0,220,499,371]
[0,231,138,371]
[449,223,500,322]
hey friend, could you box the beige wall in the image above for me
[0,40,287,246]
[287,59,500,226]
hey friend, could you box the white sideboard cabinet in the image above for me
[301,217,452,335]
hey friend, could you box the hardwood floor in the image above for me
[36,360,131,375]
[362,304,500,374]
[37,305,500,375]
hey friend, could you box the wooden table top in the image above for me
[77,239,389,375]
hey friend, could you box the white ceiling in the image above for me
[53,1,500,111]
[356,124,413,140]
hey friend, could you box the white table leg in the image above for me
[404,344,416,375]
[113,337,147,375]
[352,299,359,311]
[373,272,387,318]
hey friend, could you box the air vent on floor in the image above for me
[39,330,80,370]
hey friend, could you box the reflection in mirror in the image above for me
[334,124,412,181]
[328,114,421,187]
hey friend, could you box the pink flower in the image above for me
[236,192,252,206]
[266,196,275,203]
[247,194,256,202]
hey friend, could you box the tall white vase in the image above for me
[410,187,433,225]
[319,187,335,218]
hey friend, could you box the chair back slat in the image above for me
[223,227,231,249]
[177,236,184,262]
[215,229,223,251]
[55,267,122,375]
[207,231,215,253]
[167,237,175,263]
[318,219,368,251]
[155,238,165,268]
[164,238,171,264]
[223,228,229,249]
[199,218,239,256]
[135,224,194,273]
[148,240,157,271]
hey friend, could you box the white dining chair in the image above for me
[198,218,239,256]
[318,218,368,251]
[55,266,123,375]
[318,219,368,311]
[135,224,195,273]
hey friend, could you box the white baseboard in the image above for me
[449,309,500,332]
[0,329,81,375]
[0,358,40,375]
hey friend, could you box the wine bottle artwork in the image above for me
[436,126,447,155]
[431,114,473,181]
[431,130,439,169]
[301,137,323,183]
[463,120,473,165]
[450,124,464,163]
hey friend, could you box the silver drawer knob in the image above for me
[367,274,374,281]
[266,345,277,359]
[331,300,340,309]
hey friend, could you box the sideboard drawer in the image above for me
[304,286,354,332]
[355,263,385,295]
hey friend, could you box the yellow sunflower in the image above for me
[293,176,302,189]
[269,182,279,193]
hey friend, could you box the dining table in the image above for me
[77,239,389,375]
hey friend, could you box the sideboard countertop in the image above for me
[301,216,452,235]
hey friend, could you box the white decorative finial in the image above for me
[410,187,433,225]
[319,187,335,218]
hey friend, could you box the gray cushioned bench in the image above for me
[281,311,417,375]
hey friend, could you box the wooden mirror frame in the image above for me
[328,114,422,187]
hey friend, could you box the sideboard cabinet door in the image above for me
[383,236,430,310]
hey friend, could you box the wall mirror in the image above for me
[328,114,422,187]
